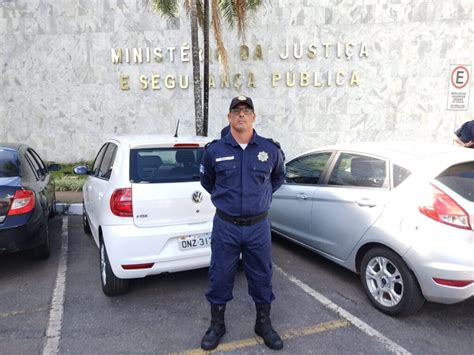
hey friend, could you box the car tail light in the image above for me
[433,278,473,287]
[174,143,200,147]
[122,263,154,270]
[7,189,36,216]
[418,184,471,230]
[110,188,132,217]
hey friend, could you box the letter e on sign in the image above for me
[451,66,469,89]
[447,64,471,111]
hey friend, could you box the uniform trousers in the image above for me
[206,214,275,305]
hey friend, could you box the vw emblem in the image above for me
[192,191,203,203]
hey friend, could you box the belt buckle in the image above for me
[234,217,250,226]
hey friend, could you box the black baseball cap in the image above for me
[229,95,254,112]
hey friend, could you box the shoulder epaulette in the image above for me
[266,138,281,149]
[205,139,219,148]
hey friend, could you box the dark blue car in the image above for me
[0,143,60,259]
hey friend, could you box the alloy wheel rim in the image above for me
[365,256,404,307]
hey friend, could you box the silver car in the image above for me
[270,143,474,316]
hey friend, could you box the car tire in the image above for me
[83,205,91,234]
[360,247,425,316]
[49,193,57,218]
[31,223,50,260]
[100,241,129,296]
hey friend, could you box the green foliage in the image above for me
[51,162,92,192]
[218,0,265,30]
[54,176,87,192]
[150,0,180,25]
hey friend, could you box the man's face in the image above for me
[227,104,255,133]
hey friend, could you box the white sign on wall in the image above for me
[447,64,471,111]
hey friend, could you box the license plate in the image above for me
[178,233,211,251]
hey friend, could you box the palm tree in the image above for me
[188,0,203,136]
[150,0,265,136]
[203,0,210,136]
[150,0,203,135]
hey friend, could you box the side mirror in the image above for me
[48,163,62,171]
[73,165,89,175]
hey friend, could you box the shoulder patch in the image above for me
[205,139,218,148]
[266,138,281,149]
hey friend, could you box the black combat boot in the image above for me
[254,303,284,350]
[201,304,226,350]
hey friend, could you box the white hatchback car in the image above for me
[74,135,214,296]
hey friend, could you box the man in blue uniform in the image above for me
[453,119,474,148]
[200,95,285,351]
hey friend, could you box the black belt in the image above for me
[216,209,268,226]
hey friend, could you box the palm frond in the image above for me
[150,0,179,18]
[183,0,192,15]
[217,0,265,38]
[218,0,236,29]
[246,0,264,11]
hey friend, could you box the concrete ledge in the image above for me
[56,203,82,215]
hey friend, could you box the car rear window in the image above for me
[436,162,474,202]
[130,147,204,183]
[0,149,20,177]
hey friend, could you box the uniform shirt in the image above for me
[455,120,474,147]
[200,130,285,217]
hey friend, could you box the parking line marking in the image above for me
[42,216,68,355]
[173,318,349,355]
[274,264,411,355]
[0,307,48,319]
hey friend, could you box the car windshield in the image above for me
[436,162,474,202]
[130,147,204,183]
[0,149,20,177]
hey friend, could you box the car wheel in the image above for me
[31,223,50,260]
[360,247,425,316]
[100,241,129,296]
[83,205,91,234]
[49,192,57,218]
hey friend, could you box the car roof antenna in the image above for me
[174,120,180,138]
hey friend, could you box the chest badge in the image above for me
[257,151,269,162]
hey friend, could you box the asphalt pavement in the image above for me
[1,216,473,354]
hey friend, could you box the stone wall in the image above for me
[1,0,472,162]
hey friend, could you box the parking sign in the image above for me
[447,64,471,111]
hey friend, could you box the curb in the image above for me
[55,203,82,215]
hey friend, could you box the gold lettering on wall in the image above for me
[112,48,122,64]
[336,71,344,86]
[248,73,256,88]
[221,74,230,88]
[350,72,359,86]
[113,42,368,90]
[139,75,148,90]
[272,73,281,87]
[120,75,129,90]
[300,72,309,87]
[240,45,249,61]
[152,75,160,90]
[233,74,243,90]
[165,75,175,89]
[254,45,263,60]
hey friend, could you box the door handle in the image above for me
[296,193,308,200]
[356,198,377,207]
